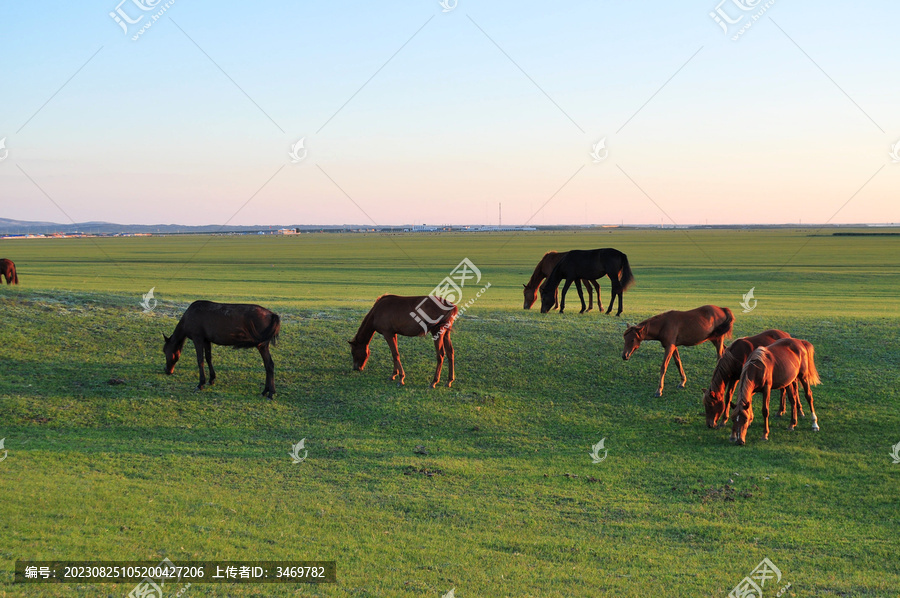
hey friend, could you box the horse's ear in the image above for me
[522,284,527,288]
[163,334,170,343]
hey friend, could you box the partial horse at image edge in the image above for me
[0,259,19,285]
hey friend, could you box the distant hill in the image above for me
[0,218,342,235]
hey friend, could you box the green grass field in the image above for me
[0,230,898,597]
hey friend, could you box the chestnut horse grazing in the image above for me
[539,248,634,316]
[163,301,281,398]
[623,305,734,397]
[523,251,601,313]
[0,259,19,285]
[703,329,796,428]
[730,338,821,445]
[349,295,457,388]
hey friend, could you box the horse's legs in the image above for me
[443,329,454,388]
[656,344,676,397]
[553,286,560,310]
[193,338,206,390]
[430,333,446,389]
[761,386,771,440]
[608,278,623,316]
[722,380,736,427]
[584,280,594,312]
[204,340,215,385]
[786,382,799,431]
[591,279,602,312]
[258,343,276,398]
[384,334,405,385]
[711,335,726,358]
[672,347,687,389]
[793,381,805,417]
[559,279,575,314]
[776,388,786,417]
[573,280,586,313]
[800,377,819,431]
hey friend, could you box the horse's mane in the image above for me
[743,347,769,375]
[713,347,744,384]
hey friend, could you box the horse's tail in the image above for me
[804,341,821,386]
[260,313,281,347]
[618,253,635,291]
[711,307,735,340]
[13,267,18,284]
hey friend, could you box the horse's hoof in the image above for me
[447,381,453,388]
[195,385,204,391]
[762,436,769,441]
[812,425,820,432]
[787,426,795,431]
[677,383,686,389]
[654,391,663,398]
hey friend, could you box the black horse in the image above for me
[163,301,281,398]
[539,248,634,316]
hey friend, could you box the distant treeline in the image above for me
[832,232,900,236]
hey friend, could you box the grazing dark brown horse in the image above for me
[539,248,634,316]
[703,329,797,428]
[163,301,281,398]
[523,251,601,313]
[622,305,734,397]
[730,338,821,445]
[0,259,19,285]
[349,295,457,388]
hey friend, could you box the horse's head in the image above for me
[730,400,753,446]
[622,325,645,360]
[703,387,726,428]
[538,283,555,313]
[348,339,369,371]
[523,284,538,310]
[162,333,181,374]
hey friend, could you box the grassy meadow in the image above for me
[0,229,898,597]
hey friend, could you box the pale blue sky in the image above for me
[1,0,897,226]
